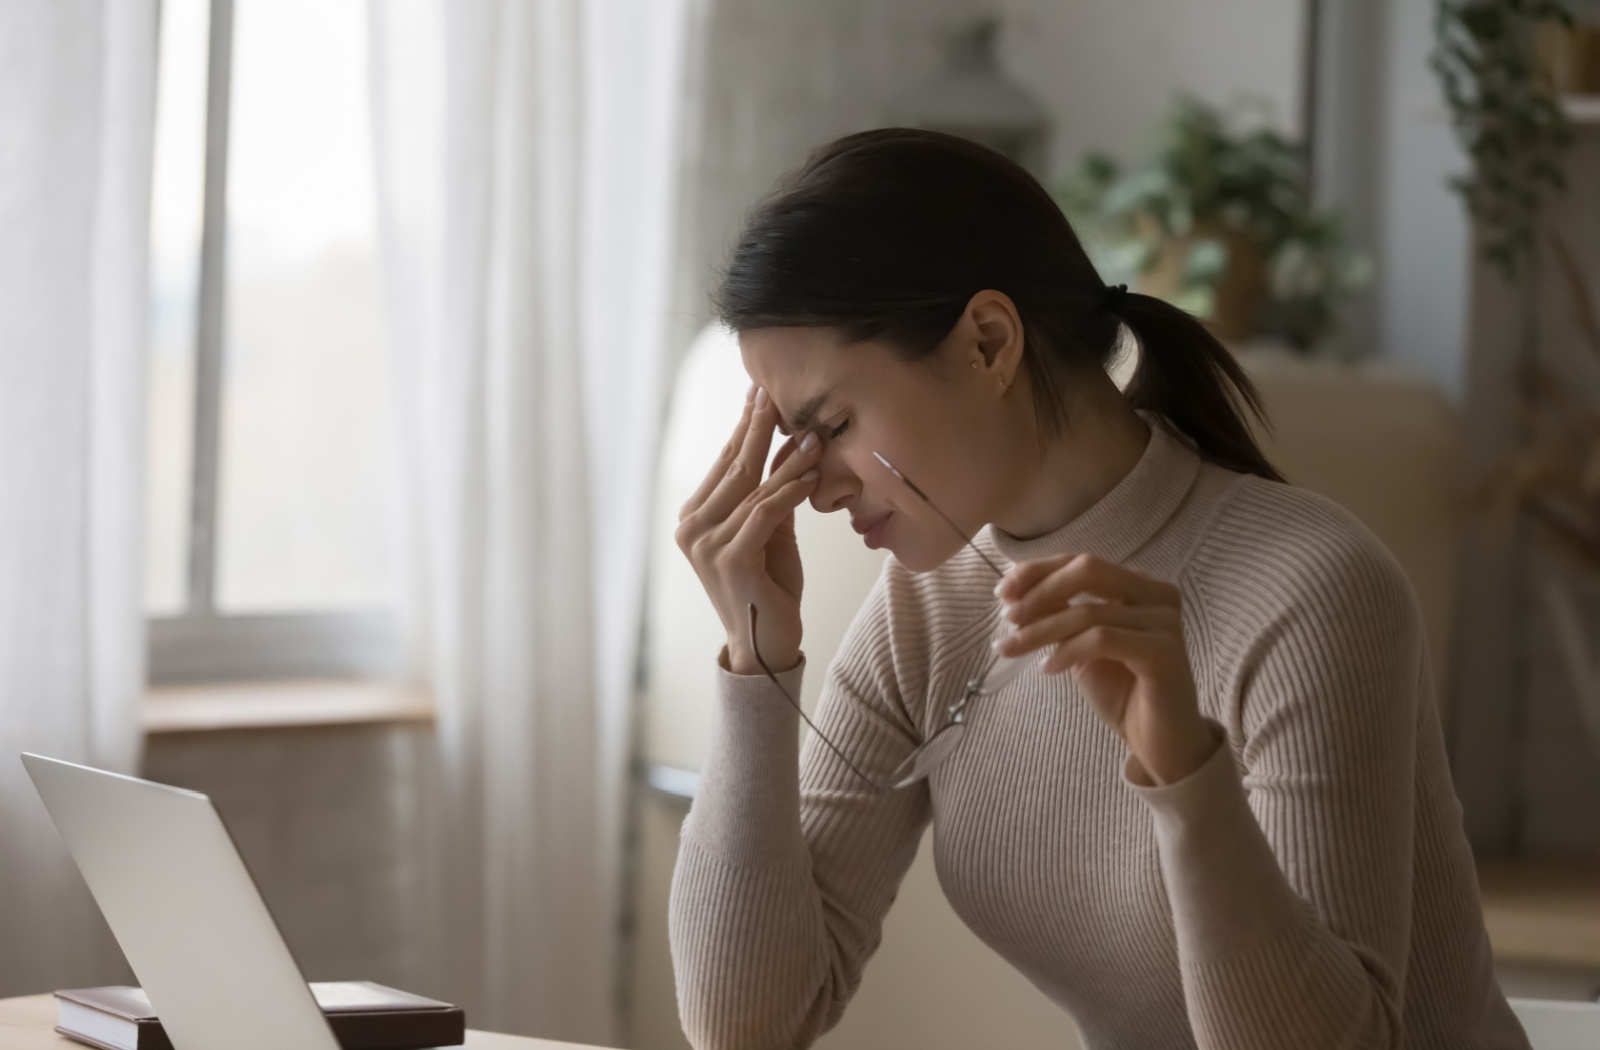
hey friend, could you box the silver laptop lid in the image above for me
[22,752,340,1050]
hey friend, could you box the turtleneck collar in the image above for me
[988,410,1202,567]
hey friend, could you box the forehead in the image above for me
[737,326,857,391]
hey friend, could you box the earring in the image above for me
[997,376,1010,395]
[970,360,980,370]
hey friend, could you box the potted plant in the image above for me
[1053,95,1370,352]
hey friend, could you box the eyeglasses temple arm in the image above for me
[871,451,1007,578]
[747,604,883,792]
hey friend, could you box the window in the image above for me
[145,0,399,683]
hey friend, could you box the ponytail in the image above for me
[1116,291,1285,483]
[715,126,1285,485]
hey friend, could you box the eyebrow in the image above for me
[776,391,832,436]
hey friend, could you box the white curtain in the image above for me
[368,0,690,1041]
[0,0,156,997]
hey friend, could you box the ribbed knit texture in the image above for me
[668,413,1530,1050]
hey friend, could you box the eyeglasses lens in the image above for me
[887,722,968,789]
[981,649,1035,695]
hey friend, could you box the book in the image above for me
[54,981,466,1050]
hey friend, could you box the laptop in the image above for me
[21,751,343,1050]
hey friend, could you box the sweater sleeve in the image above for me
[668,572,932,1050]
[1127,533,1429,1050]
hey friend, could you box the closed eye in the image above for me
[828,418,850,440]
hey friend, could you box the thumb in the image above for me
[772,502,797,540]
[765,502,803,600]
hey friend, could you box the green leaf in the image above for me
[1183,238,1230,283]
[1173,286,1214,317]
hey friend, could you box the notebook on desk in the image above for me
[54,980,464,1050]
[21,752,464,1050]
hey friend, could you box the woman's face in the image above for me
[739,293,1036,572]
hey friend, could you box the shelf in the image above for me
[1415,95,1600,125]
[1479,859,1600,968]
[143,679,434,734]
[1566,95,1600,123]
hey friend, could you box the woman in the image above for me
[668,128,1526,1050]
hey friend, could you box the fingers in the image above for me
[996,554,1179,618]
[1038,624,1166,676]
[688,386,783,529]
[720,473,821,566]
[711,428,822,545]
[770,434,800,474]
[996,601,1174,659]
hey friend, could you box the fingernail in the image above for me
[799,431,818,452]
[754,387,769,410]
[800,469,819,482]
[993,578,1008,598]
[746,382,756,403]
[1004,603,1022,622]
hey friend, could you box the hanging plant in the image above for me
[1430,0,1577,281]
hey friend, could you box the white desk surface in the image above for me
[0,994,615,1050]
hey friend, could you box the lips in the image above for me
[852,511,893,549]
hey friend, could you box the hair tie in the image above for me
[1101,283,1128,312]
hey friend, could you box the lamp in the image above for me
[895,17,1050,177]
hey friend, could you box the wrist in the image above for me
[1134,717,1222,787]
[722,643,800,677]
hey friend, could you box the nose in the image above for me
[808,451,859,515]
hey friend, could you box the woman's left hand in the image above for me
[994,553,1220,786]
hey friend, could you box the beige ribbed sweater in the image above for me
[668,416,1529,1050]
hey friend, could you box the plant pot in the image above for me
[1134,219,1269,342]
[1537,18,1600,95]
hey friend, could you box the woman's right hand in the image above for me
[675,385,824,676]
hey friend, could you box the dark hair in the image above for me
[713,127,1284,483]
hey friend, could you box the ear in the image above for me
[965,290,1025,386]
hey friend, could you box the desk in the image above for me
[0,995,612,1050]
[1479,859,1600,969]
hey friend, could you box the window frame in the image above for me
[147,0,398,687]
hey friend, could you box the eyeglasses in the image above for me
[745,450,1033,793]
